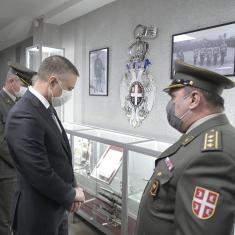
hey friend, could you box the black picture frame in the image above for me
[89,47,109,96]
[171,21,235,77]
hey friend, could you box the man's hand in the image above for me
[75,187,85,202]
[69,201,81,213]
[69,187,85,213]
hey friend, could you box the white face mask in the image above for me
[15,86,27,98]
[51,80,73,107]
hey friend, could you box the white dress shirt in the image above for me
[28,86,62,132]
[28,86,50,109]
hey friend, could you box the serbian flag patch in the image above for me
[192,186,219,220]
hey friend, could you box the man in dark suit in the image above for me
[0,63,36,235]
[5,55,85,235]
[136,60,235,235]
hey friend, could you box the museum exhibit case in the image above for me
[26,45,64,71]
[63,123,171,235]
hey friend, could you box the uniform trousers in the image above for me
[0,177,16,235]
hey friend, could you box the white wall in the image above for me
[60,0,235,142]
[33,21,61,48]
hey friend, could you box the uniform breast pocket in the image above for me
[151,171,174,211]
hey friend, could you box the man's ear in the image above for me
[189,91,201,109]
[8,78,15,84]
[48,76,57,87]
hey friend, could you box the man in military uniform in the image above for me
[136,60,235,235]
[193,48,199,65]
[199,47,206,66]
[0,63,36,235]
[220,41,227,65]
[213,46,220,65]
[206,47,212,66]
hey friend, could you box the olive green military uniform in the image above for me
[0,89,17,235]
[136,114,235,235]
[0,63,36,235]
[0,90,16,172]
[136,60,235,235]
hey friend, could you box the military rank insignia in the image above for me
[192,186,219,220]
[164,157,174,171]
[202,129,222,152]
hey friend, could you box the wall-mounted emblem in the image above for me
[120,25,157,127]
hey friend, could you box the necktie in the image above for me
[48,106,71,157]
[48,105,62,132]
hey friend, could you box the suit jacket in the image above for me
[0,89,16,178]
[5,90,76,235]
[136,114,235,235]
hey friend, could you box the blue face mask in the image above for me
[166,95,191,133]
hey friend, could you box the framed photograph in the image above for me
[171,21,235,77]
[89,47,109,96]
[90,146,123,184]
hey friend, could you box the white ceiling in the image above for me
[0,0,116,51]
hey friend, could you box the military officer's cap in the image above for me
[163,60,235,95]
[8,62,37,86]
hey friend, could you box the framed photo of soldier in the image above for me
[171,21,235,77]
[89,47,109,96]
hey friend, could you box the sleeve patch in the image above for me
[192,186,219,220]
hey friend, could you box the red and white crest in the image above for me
[192,186,219,220]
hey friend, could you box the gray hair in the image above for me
[183,86,224,111]
[38,55,79,80]
[5,68,19,83]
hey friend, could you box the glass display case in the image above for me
[26,45,64,71]
[64,123,171,235]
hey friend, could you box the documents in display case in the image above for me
[64,123,171,235]
[91,146,123,184]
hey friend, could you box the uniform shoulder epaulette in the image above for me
[202,129,222,152]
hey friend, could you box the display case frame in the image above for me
[26,45,65,71]
[64,123,171,235]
